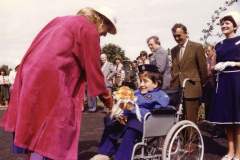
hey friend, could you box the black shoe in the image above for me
[211,133,226,139]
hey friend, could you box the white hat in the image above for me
[14,60,21,68]
[94,6,117,34]
[223,11,240,28]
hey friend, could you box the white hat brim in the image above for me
[94,6,117,35]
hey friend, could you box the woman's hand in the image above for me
[215,62,224,71]
[215,61,236,71]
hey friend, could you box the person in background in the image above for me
[148,53,153,60]
[123,62,137,90]
[140,51,150,64]
[203,44,215,120]
[147,36,171,89]
[0,68,10,106]
[135,56,142,88]
[86,84,98,113]
[203,45,226,139]
[132,61,139,89]
[208,11,240,160]
[137,56,143,65]
[113,55,125,88]
[0,6,116,160]
[9,60,21,96]
[101,53,117,113]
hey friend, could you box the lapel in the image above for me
[101,61,108,73]
[175,46,181,69]
[179,40,192,69]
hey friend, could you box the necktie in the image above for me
[208,58,212,76]
[179,46,184,61]
[116,64,118,70]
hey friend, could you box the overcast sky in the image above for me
[0,0,239,69]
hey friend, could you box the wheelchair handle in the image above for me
[188,79,196,85]
[182,78,196,88]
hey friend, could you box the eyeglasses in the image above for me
[147,44,154,47]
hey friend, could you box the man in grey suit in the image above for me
[147,36,171,89]
[100,53,117,112]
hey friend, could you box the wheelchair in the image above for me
[131,78,204,160]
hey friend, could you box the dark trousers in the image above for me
[98,128,139,160]
[183,98,200,125]
[182,98,200,146]
[86,85,97,111]
[203,76,214,119]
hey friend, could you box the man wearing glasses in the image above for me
[147,36,171,89]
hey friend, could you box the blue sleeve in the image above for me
[154,91,173,109]
[123,110,131,117]
[154,93,170,109]
[131,105,149,121]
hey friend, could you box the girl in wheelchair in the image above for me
[91,64,174,160]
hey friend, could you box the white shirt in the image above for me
[0,75,10,85]
[179,39,189,60]
[9,70,17,85]
[101,61,108,72]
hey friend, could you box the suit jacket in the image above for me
[170,40,207,98]
[150,46,171,89]
[102,61,117,87]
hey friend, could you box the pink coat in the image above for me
[0,16,107,160]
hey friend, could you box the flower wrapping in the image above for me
[111,86,142,122]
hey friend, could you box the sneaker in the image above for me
[90,154,110,160]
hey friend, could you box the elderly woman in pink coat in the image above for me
[0,6,117,160]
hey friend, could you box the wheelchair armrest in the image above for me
[150,108,177,115]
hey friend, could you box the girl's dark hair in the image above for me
[139,71,163,89]
[220,15,237,33]
[0,68,7,76]
[140,51,148,58]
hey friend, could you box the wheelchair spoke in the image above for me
[163,122,204,160]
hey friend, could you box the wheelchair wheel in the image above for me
[162,120,204,160]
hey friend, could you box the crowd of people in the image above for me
[0,60,20,106]
[0,5,239,160]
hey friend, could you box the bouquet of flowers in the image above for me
[111,86,142,122]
